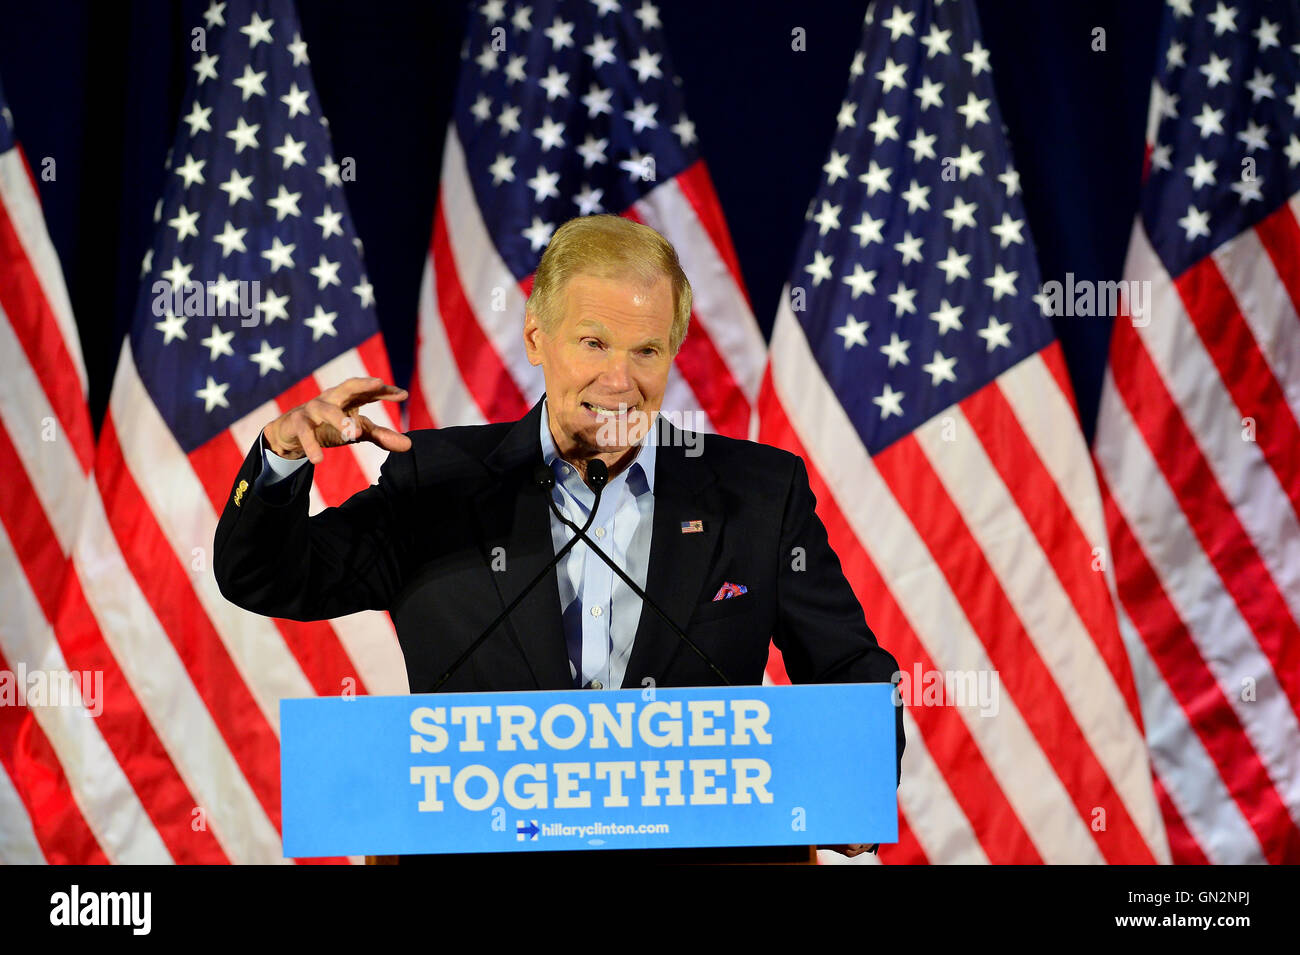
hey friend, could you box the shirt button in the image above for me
[595,527,606,539]
[590,680,603,690]
[591,605,602,617]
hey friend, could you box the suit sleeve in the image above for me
[213,433,417,621]
[772,455,905,785]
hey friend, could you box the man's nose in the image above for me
[598,351,633,394]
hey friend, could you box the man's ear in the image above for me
[523,310,544,367]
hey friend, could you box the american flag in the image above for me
[1093,0,1300,864]
[758,0,1171,863]
[0,75,99,863]
[407,0,766,445]
[11,0,408,863]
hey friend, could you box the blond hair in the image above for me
[526,214,692,353]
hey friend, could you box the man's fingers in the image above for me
[324,376,408,409]
[294,421,325,465]
[303,397,356,440]
[271,379,409,464]
[358,414,412,453]
[822,843,870,858]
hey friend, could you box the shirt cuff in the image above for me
[257,437,310,488]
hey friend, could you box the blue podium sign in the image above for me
[280,683,897,857]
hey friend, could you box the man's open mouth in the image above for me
[582,401,634,418]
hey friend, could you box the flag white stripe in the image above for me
[440,127,545,400]
[817,847,882,865]
[660,364,715,432]
[895,708,989,864]
[316,610,409,696]
[1118,605,1266,864]
[0,302,88,549]
[0,763,44,864]
[769,300,1101,862]
[0,150,86,392]
[1142,84,1162,151]
[633,179,766,400]
[1126,226,1300,626]
[915,402,1165,859]
[73,484,286,863]
[0,521,172,864]
[996,353,1109,555]
[110,341,314,734]
[1094,368,1300,828]
[228,398,282,459]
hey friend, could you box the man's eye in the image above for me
[582,338,602,348]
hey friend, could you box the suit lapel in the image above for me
[623,422,722,686]
[470,399,572,689]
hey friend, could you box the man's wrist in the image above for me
[262,428,305,460]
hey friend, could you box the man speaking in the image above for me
[213,215,904,855]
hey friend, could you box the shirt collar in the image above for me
[539,396,657,494]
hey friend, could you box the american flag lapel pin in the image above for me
[681,519,704,534]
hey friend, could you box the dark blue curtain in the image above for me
[0,0,1160,442]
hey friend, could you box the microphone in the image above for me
[544,459,732,686]
[430,464,605,692]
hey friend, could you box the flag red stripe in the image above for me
[356,332,401,431]
[1097,471,1300,863]
[1253,202,1300,334]
[0,660,107,864]
[1039,340,1081,423]
[759,374,1044,863]
[405,362,437,430]
[673,161,750,307]
[1174,255,1300,519]
[873,432,1156,863]
[1107,320,1300,726]
[432,200,529,423]
[97,417,284,834]
[0,422,73,621]
[53,562,229,862]
[0,196,93,472]
[963,378,1145,727]
[876,811,928,864]
[1150,771,1211,866]
[764,641,790,685]
[668,314,750,437]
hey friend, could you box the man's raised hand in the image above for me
[262,377,412,464]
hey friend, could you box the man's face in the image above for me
[524,271,674,463]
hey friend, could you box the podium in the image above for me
[281,684,898,862]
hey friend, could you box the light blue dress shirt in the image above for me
[538,398,656,691]
[254,399,658,689]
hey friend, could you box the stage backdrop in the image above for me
[0,0,1159,442]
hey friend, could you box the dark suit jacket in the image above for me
[213,398,904,779]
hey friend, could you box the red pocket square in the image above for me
[712,582,748,601]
